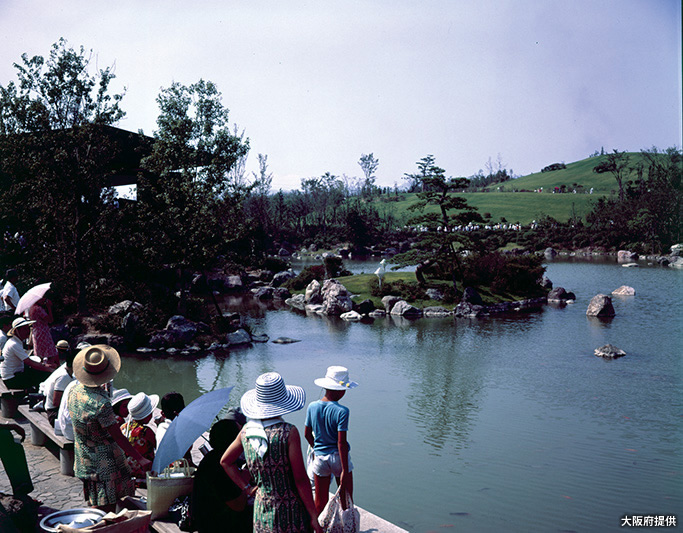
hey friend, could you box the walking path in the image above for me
[1,415,407,533]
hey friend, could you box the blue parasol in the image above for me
[152,386,233,473]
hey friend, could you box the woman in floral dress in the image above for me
[221,372,321,533]
[68,345,151,511]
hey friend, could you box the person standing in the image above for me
[68,345,151,512]
[0,317,56,390]
[304,366,358,514]
[0,420,33,496]
[27,296,58,365]
[221,372,322,533]
[1,269,20,313]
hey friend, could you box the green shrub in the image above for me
[284,265,326,291]
[369,277,427,301]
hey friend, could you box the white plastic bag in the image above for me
[318,487,360,533]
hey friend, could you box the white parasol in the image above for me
[15,282,51,316]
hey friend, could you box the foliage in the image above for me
[323,256,351,278]
[393,155,486,290]
[358,153,379,198]
[262,256,289,274]
[369,277,427,301]
[461,252,546,296]
[0,39,127,312]
[136,80,250,275]
[284,265,326,291]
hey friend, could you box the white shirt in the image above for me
[0,330,8,353]
[55,379,78,441]
[0,336,29,380]
[42,363,75,410]
[1,281,19,311]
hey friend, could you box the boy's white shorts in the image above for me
[307,449,354,480]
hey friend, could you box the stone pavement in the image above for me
[1,415,407,533]
[1,414,85,529]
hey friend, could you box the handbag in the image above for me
[146,459,196,519]
[318,487,360,533]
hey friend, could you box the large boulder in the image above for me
[612,285,636,296]
[668,256,683,269]
[226,328,252,346]
[222,275,244,292]
[285,294,306,310]
[254,286,275,300]
[340,310,362,321]
[164,315,200,344]
[617,250,638,263]
[305,280,322,304]
[108,300,144,316]
[454,302,488,318]
[381,295,402,314]
[426,288,444,301]
[548,287,575,302]
[670,243,683,256]
[423,306,452,317]
[320,279,353,316]
[586,294,615,317]
[272,270,296,287]
[462,287,483,305]
[389,300,423,317]
[538,275,553,289]
[355,299,376,316]
[544,247,557,258]
[273,287,292,300]
[594,344,626,359]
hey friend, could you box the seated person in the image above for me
[0,317,56,390]
[156,391,195,466]
[40,341,76,425]
[111,388,132,425]
[121,392,159,482]
[54,342,91,440]
[0,311,13,354]
[193,411,252,533]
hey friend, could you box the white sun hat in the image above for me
[240,372,305,419]
[127,392,159,421]
[314,366,359,390]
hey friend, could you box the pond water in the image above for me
[116,258,682,532]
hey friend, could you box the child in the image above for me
[305,366,358,513]
[121,392,159,481]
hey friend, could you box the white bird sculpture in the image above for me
[374,258,387,290]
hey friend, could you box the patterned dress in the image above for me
[68,383,135,506]
[28,304,57,363]
[121,419,157,479]
[242,422,310,533]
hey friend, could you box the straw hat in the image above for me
[314,366,358,390]
[73,345,121,387]
[8,317,36,337]
[56,340,70,351]
[240,372,305,419]
[127,392,159,421]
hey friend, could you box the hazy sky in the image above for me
[1,0,681,190]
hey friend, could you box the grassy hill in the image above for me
[374,153,649,225]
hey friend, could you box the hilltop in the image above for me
[372,153,652,225]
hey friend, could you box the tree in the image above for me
[0,39,128,312]
[358,153,379,198]
[136,79,250,305]
[393,155,485,290]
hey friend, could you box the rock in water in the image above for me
[594,344,626,359]
[612,285,636,296]
[272,337,301,344]
[586,294,615,317]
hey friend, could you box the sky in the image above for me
[1,0,681,191]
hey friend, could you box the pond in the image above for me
[116,258,682,532]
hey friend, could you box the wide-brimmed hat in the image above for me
[73,345,121,387]
[8,317,36,337]
[127,392,159,421]
[314,366,359,390]
[240,372,305,419]
[111,388,133,407]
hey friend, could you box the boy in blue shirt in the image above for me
[304,366,358,513]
